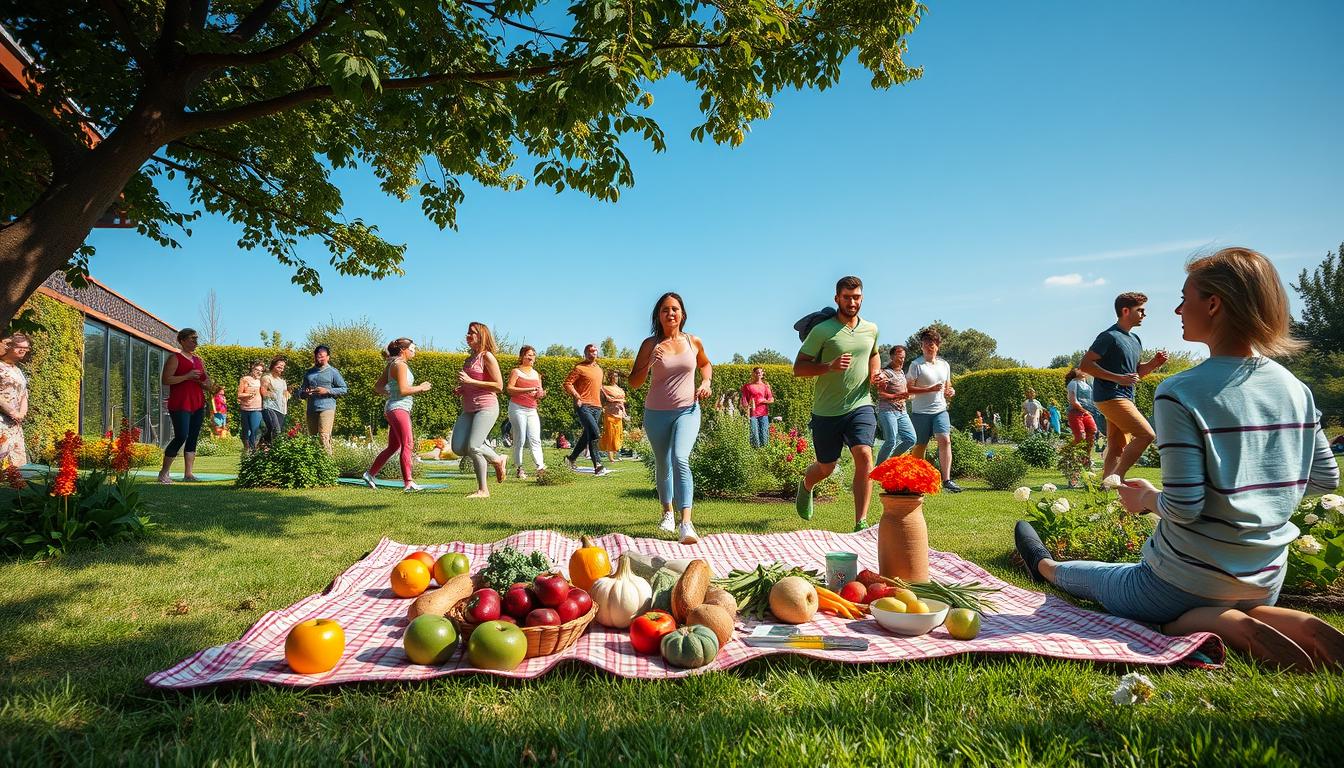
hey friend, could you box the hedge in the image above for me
[948,367,1171,429]
[16,293,82,456]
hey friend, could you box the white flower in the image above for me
[1051,498,1071,515]
[1102,474,1123,490]
[1089,513,1101,522]
[1320,494,1343,511]
[1013,487,1032,502]
[1295,535,1323,556]
[1304,513,1320,526]
[1112,672,1156,705]
[1041,483,1058,493]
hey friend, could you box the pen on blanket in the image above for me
[743,636,868,650]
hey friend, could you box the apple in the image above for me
[864,582,896,603]
[555,597,582,623]
[839,580,867,603]
[284,618,345,674]
[533,572,571,607]
[945,608,981,640]
[467,620,528,671]
[432,552,471,585]
[497,614,517,625]
[503,585,535,620]
[525,608,562,627]
[566,588,593,617]
[467,588,502,623]
[403,615,459,665]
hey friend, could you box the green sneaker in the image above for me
[852,519,870,533]
[795,478,814,521]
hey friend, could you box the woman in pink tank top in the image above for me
[629,292,713,544]
[452,322,507,497]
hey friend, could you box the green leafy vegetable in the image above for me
[478,546,552,593]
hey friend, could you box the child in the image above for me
[1047,400,1062,435]
[209,385,228,437]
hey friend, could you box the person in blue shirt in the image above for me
[298,345,348,454]
[1016,247,1342,671]
[1047,401,1062,435]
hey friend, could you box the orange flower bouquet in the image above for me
[869,455,941,496]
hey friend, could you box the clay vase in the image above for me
[877,493,930,582]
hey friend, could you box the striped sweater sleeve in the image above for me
[1153,392,1205,524]
[1309,410,1340,493]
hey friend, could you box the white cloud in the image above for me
[1044,273,1107,288]
[1052,238,1214,264]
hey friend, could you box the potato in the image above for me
[702,585,738,618]
[687,603,734,647]
[407,573,473,620]
[670,559,711,623]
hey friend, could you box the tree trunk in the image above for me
[0,110,169,327]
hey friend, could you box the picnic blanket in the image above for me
[146,528,1224,689]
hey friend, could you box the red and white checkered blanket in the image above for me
[146,528,1224,689]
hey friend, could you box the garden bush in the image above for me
[236,435,338,489]
[1016,431,1060,469]
[13,293,81,455]
[926,428,986,479]
[1019,481,1154,564]
[1056,441,1094,486]
[756,422,845,498]
[533,467,577,486]
[1285,494,1344,594]
[687,411,762,499]
[193,432,243,457]
[982,450,1030,489]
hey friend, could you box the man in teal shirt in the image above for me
[793,276,881,531]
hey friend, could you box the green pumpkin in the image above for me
[660,625,720,669]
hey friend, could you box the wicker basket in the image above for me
[448,598,597,659]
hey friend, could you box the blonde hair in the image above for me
[1186,247,1302,357]
[468,322,497,354]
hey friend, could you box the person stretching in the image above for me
[453,322,507,497]
[1080,292,1169,480]
[630,292,713,544]
[563,344,608,475]
[362,338,432,492]
[1015,247,1343,671]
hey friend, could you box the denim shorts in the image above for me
[810,406,877,464]
[910,410,951,445]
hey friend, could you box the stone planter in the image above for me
[877,492,929,582]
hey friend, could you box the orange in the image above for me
[407,551,436,570]
[390,558,432,598]
[285,618,345,674]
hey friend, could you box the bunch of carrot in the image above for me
[815,586,865,619]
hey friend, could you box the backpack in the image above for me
[793,307,837,342]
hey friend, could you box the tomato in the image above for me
[839,581,867,603]
[390,558,432,598]
[285,618,345,674]
[629,610,678,655]
[407,551,436,570]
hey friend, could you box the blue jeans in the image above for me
[240,410,263,449]
[165,408,205,457]
[644,404,701,511]
[874,408,917,464]
[569,405,603,468]
[749,415,769,448]
[1053,559,1281,625]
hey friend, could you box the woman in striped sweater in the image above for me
[1016,247,1343,671]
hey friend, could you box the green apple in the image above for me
[432,552,471,585]
[945,608,981,640]
[467,620,528,671]
[403,615,459,665]
[872,596,907,614]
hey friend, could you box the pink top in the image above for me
[645,337,698,411]
[741,381,772,418]
[461,354,498,413]
[166,353,205,412]
[238,376,262,411]
[510,368,541,409]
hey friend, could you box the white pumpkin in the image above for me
[590,554,652,628]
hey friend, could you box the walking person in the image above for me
[0,333,31,468]
[362,338,432,492]
[299,345,348,454]
[1015,247,1344,671]
[1021,388,1043,434]
[563,344,609,475]
[629,292,713,543]
[793,276,884,530]
[157,328,214,483]
[1064,367,1098,467]
[907,326,964,493]
[506,345,547,478]
[873,345,917,465]
[452,322,507,497]
[1080,292,1170,479]
[1047,400,1062,436]
[599,371,628,464]
[741,367,775,448]
[259,357,289,447]
[237,361,265,452]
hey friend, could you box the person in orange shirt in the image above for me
[563,344,609,475]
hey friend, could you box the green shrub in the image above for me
[1020,481,1154,564]
[1285,495,1344,594]
[534,467,577,486]
[1138,442,1162,468]
[15,293,82,455]
[192,432,243,457]
[982,451,1030,490]
[926,428,986,479]
[1016,432,1060,469]
[1056,441,1094,486]
[330,439,425,479]
[753,422,845,498]
[236,435,338,489]
[688,411,762,499]
[1,470,155,560]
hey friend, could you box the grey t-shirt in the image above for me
[875,367,906,413]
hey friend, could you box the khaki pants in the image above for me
[306,409,335,453]
[1095,398,1153,443]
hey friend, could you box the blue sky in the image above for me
[85,1,1344,364]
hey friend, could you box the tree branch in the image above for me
[189,0,210,31]
[0,90,84,171]
[160,0,191,51]
[462,1,592,44]
[229,0,288,42]
[168,139,286,196]
[96,0,153,70]
[190,8,345,71]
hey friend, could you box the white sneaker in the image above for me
[361,471,378,489]
[594,466,612,477]
[403,482,424,493]
[678,521,699,545]
[659,510,676,533]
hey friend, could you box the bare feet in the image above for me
[493,458,507,483]
[183,475,200,483]
[157,472,172,485]
[467,490,490,498]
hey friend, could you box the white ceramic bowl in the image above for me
[870,598,950,636]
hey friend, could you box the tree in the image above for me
[617,346,635,359]
[730,353,746,364]
[747,348,790,365]
[543,343,580,358]
[1292,243,1344,356]
[1048,351,1086,369]
[258,329,294,352]
[304,315,382,352]
[198,289,225,344]
[600,337,618,359]
[0,3,925,327]
[904,322,1018,374]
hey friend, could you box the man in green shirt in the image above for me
[793,276,882,531]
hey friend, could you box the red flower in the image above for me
[3,460,25,490]
[868,454,941,496]
[785,454,795,462]
[111,420,140,475]
[795,439,807,454]
[285,424,301,438]
[52,430,81,497]
[788,429,798,439]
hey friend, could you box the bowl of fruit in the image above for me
[869,594,950,637]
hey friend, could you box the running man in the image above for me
[906,326,964,493]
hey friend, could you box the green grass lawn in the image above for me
[2,448,1342,766]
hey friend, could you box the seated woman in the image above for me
[1015,247,1343,671]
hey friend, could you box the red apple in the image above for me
[864,583,896,603]
[533,572,571,608]
[497,614,517,625]
[566,588,593,616]
[555,597,582,623]
[839,581,867,603]
[466,588,501,623]
[525,608,562,627]
[503,585,535,620]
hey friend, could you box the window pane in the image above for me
[131,339,148,437]
[149,347,163,445]
[108,331,129,433]
[82,322,106,436]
